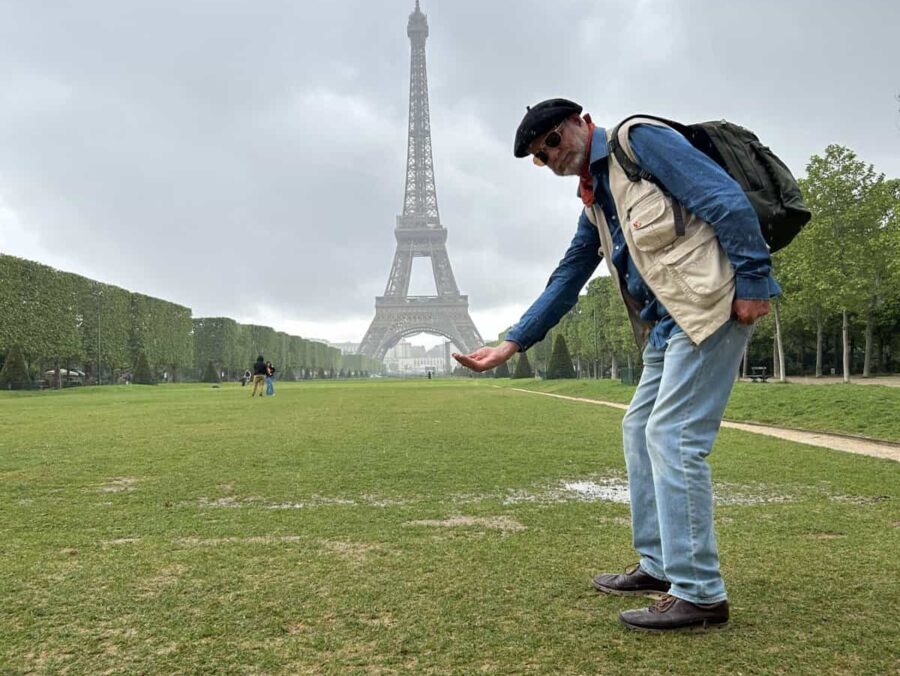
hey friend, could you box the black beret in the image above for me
[514,98,583,158]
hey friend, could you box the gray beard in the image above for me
[552,138,588,177]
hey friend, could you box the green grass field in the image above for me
[1,381,898,674]
[506,378,900,443]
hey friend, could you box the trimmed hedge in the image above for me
[0,345,31,390]
[511,352,533,379]
[546,334,576,379]
[201,360,221,383]
[132,351,156,385]
[1,254,381,380]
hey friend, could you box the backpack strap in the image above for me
[609,115,688,237]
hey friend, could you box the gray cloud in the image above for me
[1,0,898,343]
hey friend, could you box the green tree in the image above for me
[799,145,883,380]
[494,361,510,378]
[589,277,637,378]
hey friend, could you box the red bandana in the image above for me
[578,113,595,206]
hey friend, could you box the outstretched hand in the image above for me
[452,340,519,373]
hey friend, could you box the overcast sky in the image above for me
[2,0,898,348]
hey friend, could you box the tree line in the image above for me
[494,144,900,381]
[0,254,381,388]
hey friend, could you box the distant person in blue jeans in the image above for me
[453,99,779,633]
[251,356,267,398]
[265,361,276,396]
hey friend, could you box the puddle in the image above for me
[503,477,631,505]
[500,477,799,507]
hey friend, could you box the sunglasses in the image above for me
[532,123,564,166]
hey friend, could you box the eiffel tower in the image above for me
[358,1,483,361]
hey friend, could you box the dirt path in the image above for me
[741,375,900,387]
[511,389,900,463]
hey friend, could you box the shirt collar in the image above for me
[589,126,609,173]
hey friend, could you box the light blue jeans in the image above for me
[622,319,752,604]
[265,376,274,396]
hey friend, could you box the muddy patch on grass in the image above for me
[358,612,395,628]
[405,515,526,533]
[196,493,407,510]
[139,564,187,597]
[319,539,381,563]
[596,515,632,527]
[175,535,305,546]
[713,482,798,506]
[102,537,141,546]
[266,496,357,509]
[804,532,846,540]
[830,494,892,505]
[98,477,138,493]
[199,496,244,508]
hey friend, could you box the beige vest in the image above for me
[585,117,735,348]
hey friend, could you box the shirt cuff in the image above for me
[503,331,527,352]
[734,275,771,300]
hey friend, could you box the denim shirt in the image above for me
[505,124,780,351]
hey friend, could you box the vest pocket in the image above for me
[659,227,734,303]
[625,190,678,252]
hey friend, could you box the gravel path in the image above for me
[511,389,900,463]
[741,375,900,387]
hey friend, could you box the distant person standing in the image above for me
[265,360,276,396]
[251,356,267,398]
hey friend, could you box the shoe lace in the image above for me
[651,594,678,614]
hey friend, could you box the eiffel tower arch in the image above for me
[358,1,483,362]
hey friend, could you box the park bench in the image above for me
[750,366,769,383]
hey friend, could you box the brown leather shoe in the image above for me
[619,594,729,632]
[592,563,670,597]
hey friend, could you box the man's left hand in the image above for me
[732,299,769,325]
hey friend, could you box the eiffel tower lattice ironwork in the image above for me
[358,1,483,361]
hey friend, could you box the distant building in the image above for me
[384,339,453,375]
[329,342,361,355]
